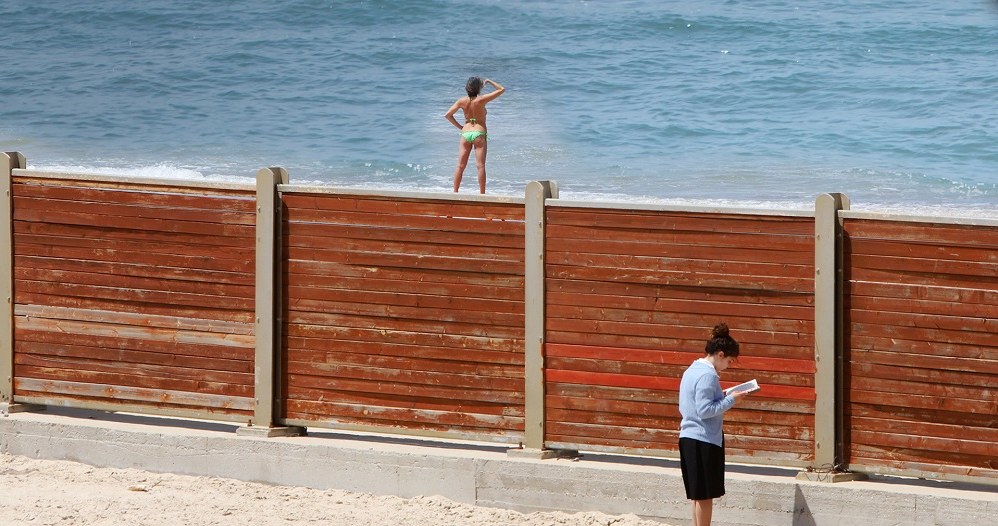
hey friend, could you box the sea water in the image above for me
[2,0,996,217]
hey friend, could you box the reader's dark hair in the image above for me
[705,323,740,358]
[466,76,482,97]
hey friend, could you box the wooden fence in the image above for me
[2,152,995,485]
[278,188,527,441]
[542,204,817,465]
[841,214,998,480]
[3,165,257,421]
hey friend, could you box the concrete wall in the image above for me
[2,408,995,526]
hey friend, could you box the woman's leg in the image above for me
[473,137,488,194]
[692,498,713,526]
[453,138,473,192]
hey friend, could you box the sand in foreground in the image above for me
[0,454,673,526]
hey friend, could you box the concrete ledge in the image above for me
[2,408,996,526]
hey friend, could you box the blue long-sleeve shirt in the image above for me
[678,358,736,447]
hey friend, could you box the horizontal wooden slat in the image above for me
[14,377,252,412]
[286,374,523,405]
[547,208,815,236]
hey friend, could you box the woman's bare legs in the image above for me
[452,138,473,192]
[473,137,487,194]
[692,499,713,526]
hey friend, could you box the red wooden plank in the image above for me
[547,208,815,236]
[848,237,997,263]
[284,323,521,353]
[286,350,523,379]
[287,338,524,365]
[14,195,255,225]
[848,309,996,334]
[286,374,523,405]
[546,263,812,292]
[851,352,998,378]
[849,322,995,348]
[547,250,812,278]
[843,219,998,247]
[16,340,253,374]
[548,277,815,306]
[281,192,524,221]
[285,221,523,249]
[288,259,524,289]
[15,267,254,299]
[284,208,523,236]
[13,179,255,207]
[849,390,997,415]
[287,286,522,315]
[287,312,523,340]
[15,328,253,361]
[285,361,523,392]
[14,365,253,397]
[15,220,252,248]
[285,237,523,262]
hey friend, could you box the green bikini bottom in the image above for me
[461,130,487,143]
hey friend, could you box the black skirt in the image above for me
[679,437,725,500]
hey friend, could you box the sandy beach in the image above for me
[0,454,673,526]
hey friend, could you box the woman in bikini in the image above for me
[444,77,505,193]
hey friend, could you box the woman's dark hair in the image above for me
[466,76,483,97]
[705,322,740,358]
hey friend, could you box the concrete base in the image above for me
[796,469,869,483]
[236,425,307,438]
[506,447,579,460]
[2,408,996,526]
[0,402,45,416]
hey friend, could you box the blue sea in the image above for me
[3,0,997,217]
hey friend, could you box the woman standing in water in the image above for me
[444,77,504,193]
[678,323,755,526]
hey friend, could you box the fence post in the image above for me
[511,180,573,459]
[802,192,862,481]
[1,152,43,416]
[237,167,302,437]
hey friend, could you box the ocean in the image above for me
[2,0,997,217]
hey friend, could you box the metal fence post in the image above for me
[510,180,573,459]
[237,167,302,437]
[802,192,862,481]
